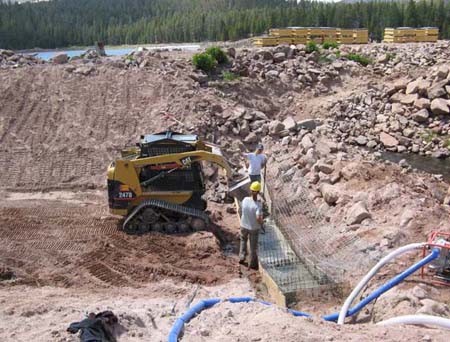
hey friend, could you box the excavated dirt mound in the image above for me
[0,58,244,290]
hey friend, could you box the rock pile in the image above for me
[327,64,450,158]
[347,41,450,74]
[119,49,200,79]
[228,45,353,93]
[373,285,450,322]
[0,49,44,68]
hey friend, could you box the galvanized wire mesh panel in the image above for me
[261,164,376,292]
[259,218,331,292]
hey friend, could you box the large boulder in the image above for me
[436,65,449,79]
[411,108,430,123]
[405,80,419,94]
[300,134,314,150]
[297,119,320,131]
[430,98,450,115]
[400,94,418,105]
[52,53,68,64]
[394,79,408,91]
[432,149,450,159]
[414,98,431,109]
[244,132,258,144]
[346,201,371,225]
[427,81,448,99]
[355,135,368,145]
[73,66,95,76]
[259,50,273,61]
[417,299,450,317]
[227,47,236,58]
[315,162,334,175]
[282,116,297,131]
[315,138,337,157]
[379,132,399,147]
[391,103,405,115]
[265,70,279,78]
[406,79,430,95]
[269,120,285,136]
[273,52,286,63]
[341,162,359,180]
[189,71,208,84]
[319,183,341,205]
[1,49,15,57]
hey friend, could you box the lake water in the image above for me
[30,44,201,61]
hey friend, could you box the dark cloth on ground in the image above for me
[67,311,118,342]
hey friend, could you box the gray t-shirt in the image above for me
[240,197,263,230]
[247,153,266,176]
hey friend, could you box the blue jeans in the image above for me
[249,174,261,182]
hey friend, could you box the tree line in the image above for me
[0,0,449,50]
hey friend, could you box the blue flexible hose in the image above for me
[168,248,440,340]
[322,248,440,322]
[167,296,311,342]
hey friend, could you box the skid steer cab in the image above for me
[107,130,233,233]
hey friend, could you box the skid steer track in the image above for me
[123,198,209,232]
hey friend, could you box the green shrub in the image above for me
[222,70,239,81]
[305,41,319,53]
[205,46,228,64]
[335,50,341,58]
[347,53,371,66]
[322,41,339,50]
[192,52,217,73]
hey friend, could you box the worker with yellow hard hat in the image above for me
[239,181,264,270]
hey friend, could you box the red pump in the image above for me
[421,231,450,286]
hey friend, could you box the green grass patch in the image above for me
[222,70,239,81]
[444,138,450,149]
[421,130,437,143]
[347,53,372,66]
[322,41,339,50]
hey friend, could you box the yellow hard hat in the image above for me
[250,181,261,192]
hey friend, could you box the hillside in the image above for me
[0,0,449,49]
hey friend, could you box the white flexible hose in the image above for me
[377,314,450,330]
[337,242,426,325]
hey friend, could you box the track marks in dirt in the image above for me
[0,199,239,288]
[84,262,130,286]
[0,66,169,190]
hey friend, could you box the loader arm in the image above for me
[112,149,232,198]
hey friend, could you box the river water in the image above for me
[28,44,201,61]
[381,151,450,182]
